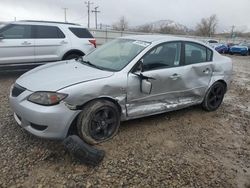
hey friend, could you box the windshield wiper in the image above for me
[78,59,105,70]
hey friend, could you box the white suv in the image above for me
[0,20,96,70]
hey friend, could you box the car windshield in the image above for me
[82,38,150,71]
[0,23,9,30]
[0,24,6,29]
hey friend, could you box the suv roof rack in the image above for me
[19,20,80,26]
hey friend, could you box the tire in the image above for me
[64,54,82,60]
[63,135,105,166]
[202,82,226,112]
[77,100,120,145]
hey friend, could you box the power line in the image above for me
[92,6,100,29]
[62,8,68,22]
[85,1,93,28]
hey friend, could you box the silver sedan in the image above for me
[9,35,233,144]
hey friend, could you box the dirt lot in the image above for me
[0,56,249,188]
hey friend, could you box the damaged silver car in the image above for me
[9,35,233,144]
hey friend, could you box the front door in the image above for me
[0,24,34,64]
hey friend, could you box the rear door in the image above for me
[183,42,213,98]
[34,25,69,62]
[0,24,34,64]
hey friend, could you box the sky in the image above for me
[0,0,250,32]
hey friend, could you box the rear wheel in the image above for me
[77,100,120,145]
[202,82,226,111]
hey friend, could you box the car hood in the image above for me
[16,60,114,91]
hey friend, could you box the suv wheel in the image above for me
[202,82,226,111]
[77,100,120,145]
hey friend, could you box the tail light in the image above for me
[89,39,96,48]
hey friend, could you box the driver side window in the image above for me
[0,24,32,39]
[142,42,181,71]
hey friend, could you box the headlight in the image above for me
[28,92,68,106]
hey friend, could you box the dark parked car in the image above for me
[211,43,229,54]
[229,44,249,56]
[239,42,250,54]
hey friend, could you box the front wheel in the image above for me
[77,100,120,145]
[202,82,226,111]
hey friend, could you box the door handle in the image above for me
[21,41,31,45]
[170,73,181,80]
[60,40,68,45]
[203,68,211,74]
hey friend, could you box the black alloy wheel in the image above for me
[77,100,120,145]
[90,107,118,141]
[202,82,226,111]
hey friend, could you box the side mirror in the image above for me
[132,59,155,94]
[134,72,155,95]
[141,79,152,94]
[0,34,4,40]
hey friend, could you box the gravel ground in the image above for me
[0,56,249,188]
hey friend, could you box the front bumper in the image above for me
[9,89,80,139]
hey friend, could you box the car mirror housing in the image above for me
[141,79,152,94]
[133,72,155,95]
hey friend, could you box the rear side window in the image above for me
[69,27,93,38]
[35,25,65,39]
[0,24,32,39]
[185,42,213,65]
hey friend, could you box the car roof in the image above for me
[8,20,81,27]
[121,35,204,44]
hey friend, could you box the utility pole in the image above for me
[231,25,235,38]
[85,1,93,28]
[63,8,68,22]
[92,6,100,29]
